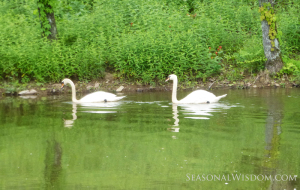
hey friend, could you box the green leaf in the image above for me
[33,9,39,15]
[45,31,51,35]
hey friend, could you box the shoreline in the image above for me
[1,72,299,97]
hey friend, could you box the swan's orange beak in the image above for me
[165,77,170,82]
[61,82,64,89]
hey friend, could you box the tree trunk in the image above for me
[37,0,58,40]
[45,11,58,40]
[259,0,283,74]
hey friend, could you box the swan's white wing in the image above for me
[79,91,125,102]
[179,90,217,103]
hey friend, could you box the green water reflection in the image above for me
[0,89,299,189]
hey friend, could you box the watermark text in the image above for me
[186,173,297,182]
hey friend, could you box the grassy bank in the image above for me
[0,0,300,86]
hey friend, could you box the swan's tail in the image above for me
[215,94,227,101]
[108,96,126,101]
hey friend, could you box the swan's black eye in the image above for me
[61,81,64,84]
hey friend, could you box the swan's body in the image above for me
[61,78,125,103]
[165,74,227,104]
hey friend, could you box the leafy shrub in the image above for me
[0,0,299,83]
[235,37,265,72]
[280,56,300,75]
[0,0,105,82]
[277,2,300,53]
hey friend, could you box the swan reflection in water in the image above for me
[64,103,78,128]
[168,103,233,133]
[167,104,180,133]
[63,102,122,128]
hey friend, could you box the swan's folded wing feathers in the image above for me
[179,90,217,103]
[107,96,126,101]
[79,91,117,102]
[178,90,226,103]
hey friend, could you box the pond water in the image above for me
[0,88,299,189]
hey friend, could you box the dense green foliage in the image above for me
[0,0,299,83]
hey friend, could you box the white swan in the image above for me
[165,74,227,103]
[61,78,125,103]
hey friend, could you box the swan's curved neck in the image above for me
[66,79,80,103]
[172,77,179,103]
